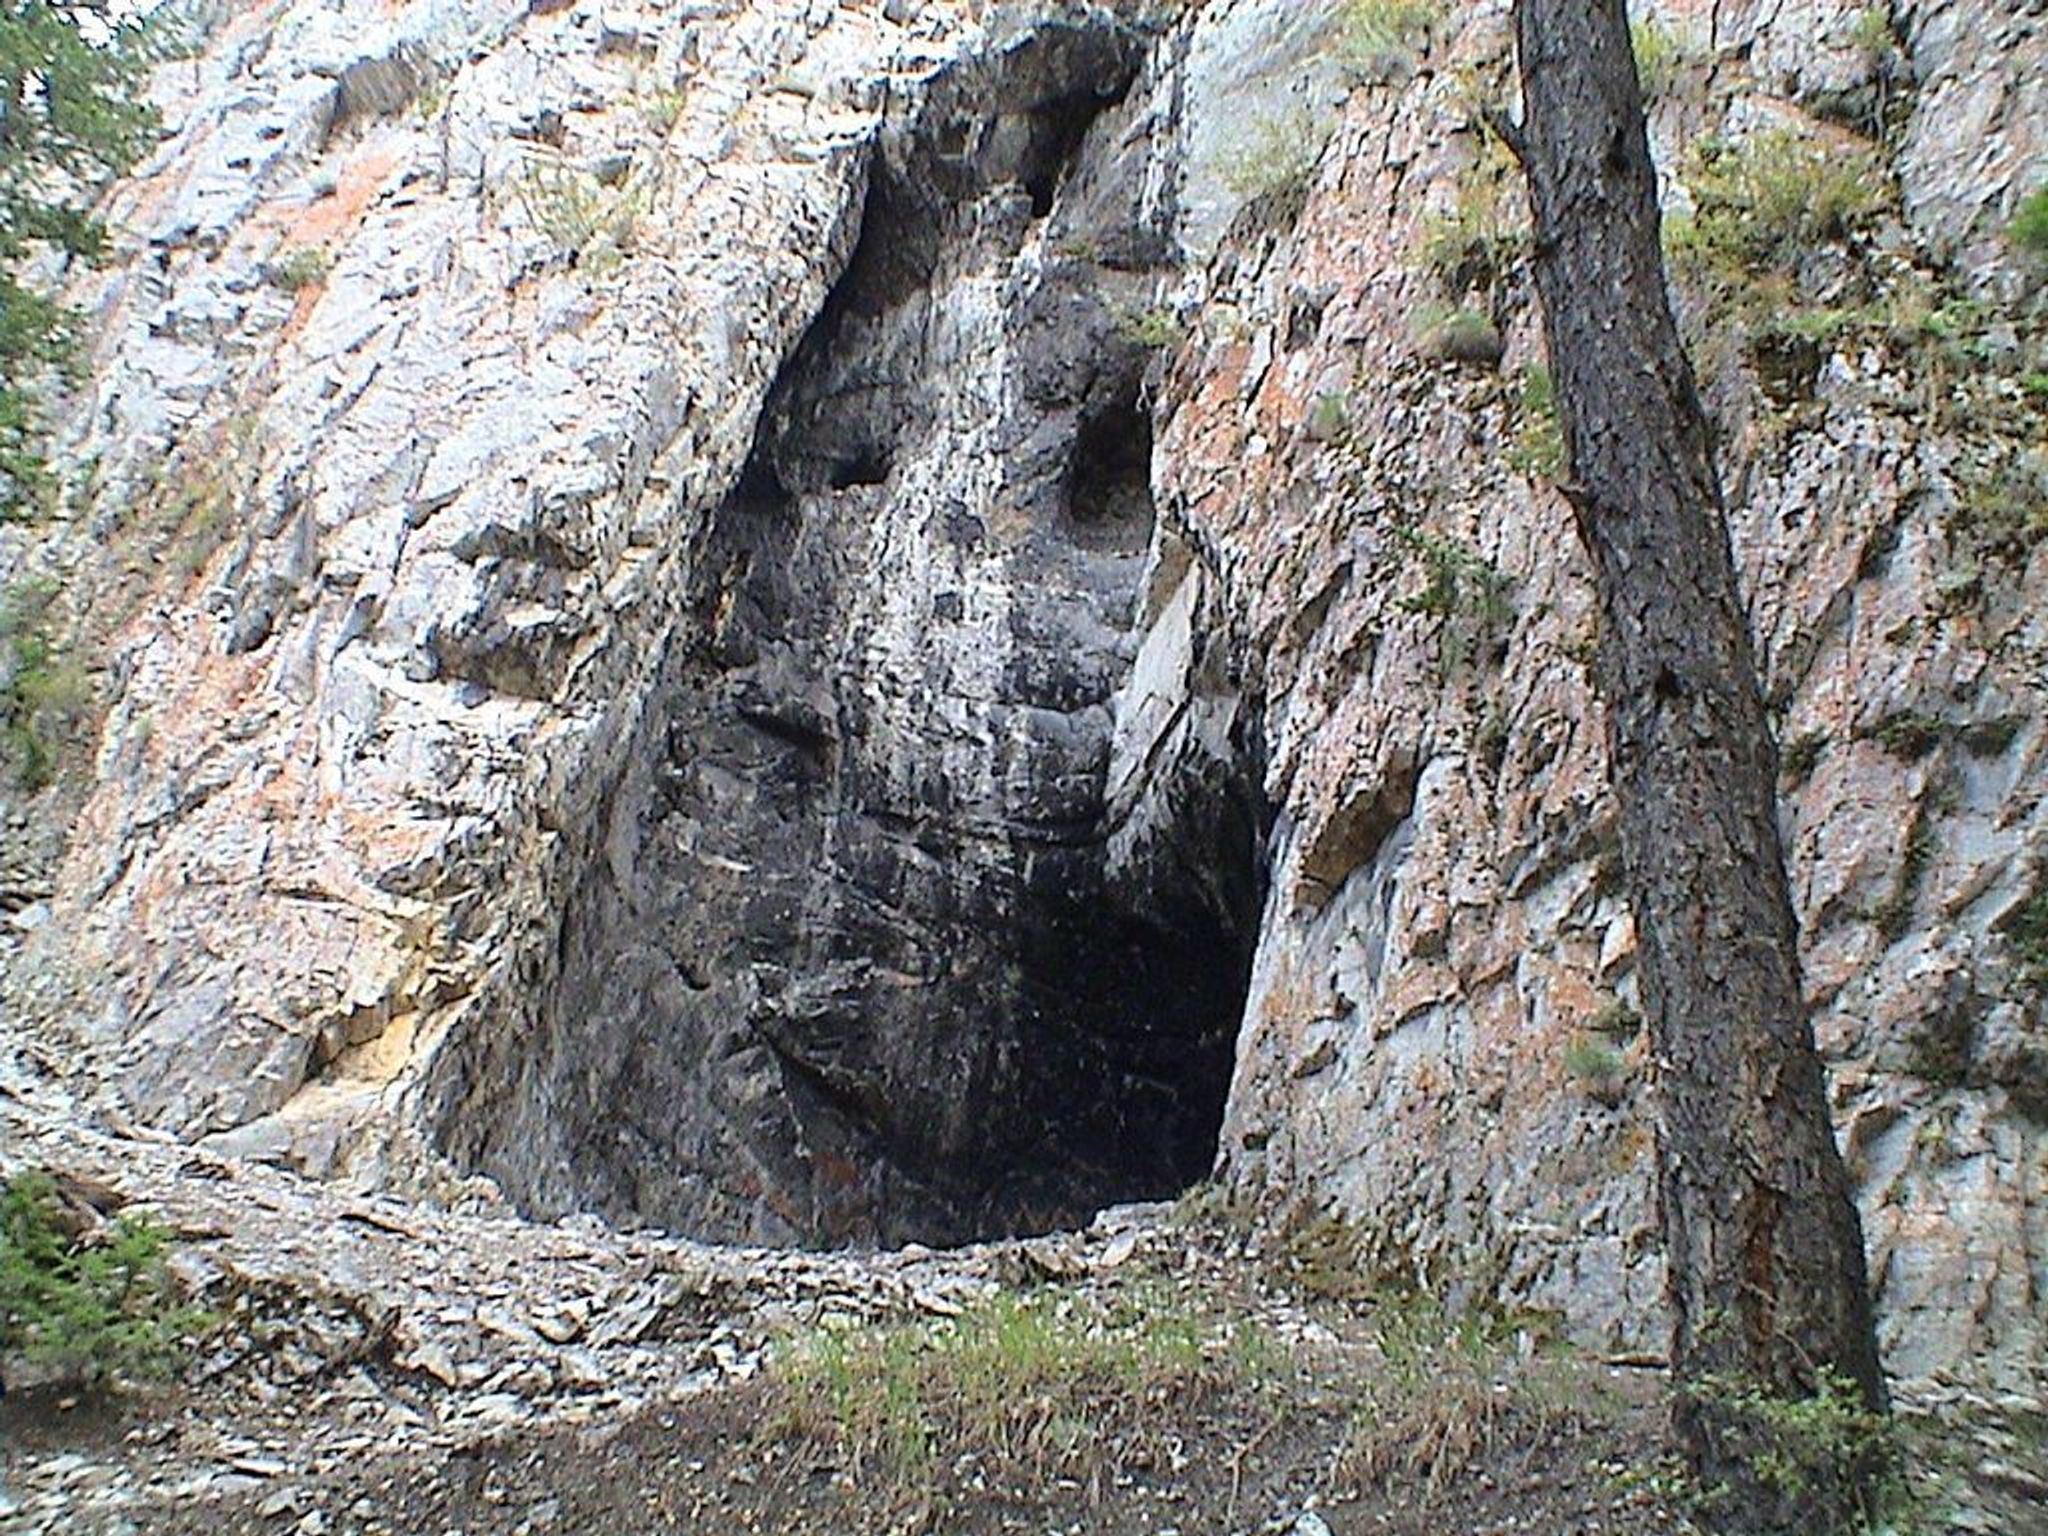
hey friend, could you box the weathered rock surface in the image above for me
[2,0,1262,1243]
[1144,0,2046,1394]
[425,10,1265,1245]
[0,0,2041,1406]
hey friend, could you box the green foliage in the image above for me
[0,1171,211,1386]
[637,84,687,133]
[1,2,166,517]
[1590,997,1641,1039]
[1332,0,1438,82]
[1869,710,1944,759]
[513,158,646,266]
[268,246,333,292]
[1687,1369,1904,1535]
[1630,17,1689,99]
[1671,128,1894,283]
[1562,1032,1628,1101]
[1412,302,1502,366]
[1308,391,1352,443]
[1780,730,1828,784]
[2010,187,2048,258]
[1395,524,1512,672]
[409,77,448,122]
[1505,363,1563,479]
[772,1284,1278,1494]
[1873,806,1936,943]
[1113,302,1185,350]
[2000,878,2048,993]
[1,577,88,790]
[1846,6,1898,59]
[1953,455,2048,564]
[1958,716,2021,756]
[1217,109,1330,205]
[1418,133,1524,299]
[1272,1209,1382,1302]
[161,455,240,578]
[0,279,73,517]
[1665,126,1902,392]
[1340,1294,1592,1501]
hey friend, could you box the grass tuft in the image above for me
[768,1284,1282,1496]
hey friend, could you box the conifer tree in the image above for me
[1,0,160,515]
[1501,1,1890,1528]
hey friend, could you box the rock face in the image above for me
[1138,0,2047,1393]
[0,0,2042,1402]
[425,17,1265,1245]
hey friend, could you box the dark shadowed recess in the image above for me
[426,12,1266,1250]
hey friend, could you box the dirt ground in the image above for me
[4,1329,1682,1536]
[2,1122,2034,1536]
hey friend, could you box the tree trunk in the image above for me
[1505,1,1888,1527]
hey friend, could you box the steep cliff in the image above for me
[1147,0,2045,1394]
[0,0,2040,1404]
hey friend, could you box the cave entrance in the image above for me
[999,806,1266,1230]
[425,10,1268,1249]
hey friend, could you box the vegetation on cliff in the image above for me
[1505,0,1893,1528]
[0,1170,209,1387]
[0,0,161,518]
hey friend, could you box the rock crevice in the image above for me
[424,13,1266,1246]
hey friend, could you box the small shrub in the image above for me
[0,1172,211,1388]
[1667,127,1900,381]
[1395,524,1513,672]
[1339,1296,1589,1501]
[1274,1211,1379,1301]
[1308,391,1352,443]
[638,85,687,133]
[1685,1368,1902,1535]
[167,471,237,579]
[1333,0,1438,82]
[1590,997,1641,1039]
[1418,136,1524,298]
[1804,9,1914,143]
[514,157,646,263]
[268,246,332,292]
[1780,730,1828,783]
[1999,878,2048,992]
[0,579,89,792]
[1846,6,1898,60]
[1475,703,1510,773]
[1113,303,1186,350]
[1563,1032,1629,1103]
[771,1285,1279,1495]
[2010,187,2048,258]
[1218,110,1330,204]
[1954,457,2048,564]
[1413,303,1503,367]
[1672,129,1893,284]
[1051,231,1101,263]
[1506,363,1564,479]
[1630,18,1689,99]
[1958,716,2022,756]
[1869,710,1945,759]
[410,79,449,121]
[1873,807,1935,942]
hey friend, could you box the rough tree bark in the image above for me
[1502,0,1888,1527]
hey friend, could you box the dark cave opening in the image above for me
[429,12,1265,1250]
[1066,394,1156,550]
[827,451,892,490]
[1005,838,1266,1217]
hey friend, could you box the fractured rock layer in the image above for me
[1,0,2041,1400]
[426,17,1265,1244]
